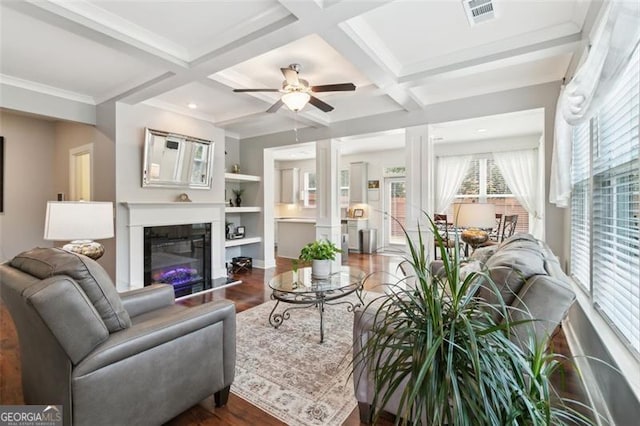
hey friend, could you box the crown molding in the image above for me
[0,74,95,105]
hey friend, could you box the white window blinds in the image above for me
[591,48,640,354]
[571,46,639,356]
[570,121,591,290]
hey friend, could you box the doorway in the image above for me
[69,143,93,201]
[384,177,406,246]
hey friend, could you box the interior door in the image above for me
[384,177,406,246]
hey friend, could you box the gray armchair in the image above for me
[0,247,236,426]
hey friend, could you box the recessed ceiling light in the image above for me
[188,103,197,109]
[477,128,488,133]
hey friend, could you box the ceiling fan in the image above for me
[233,63,356,113]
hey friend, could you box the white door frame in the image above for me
[383,176,406,248]
[69,143,94,201]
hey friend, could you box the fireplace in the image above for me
[144,223,211,297]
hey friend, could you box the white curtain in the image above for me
[435,155,472,213]
[549,85,573,207]
[493,149,543,239]
[549,0,639,207]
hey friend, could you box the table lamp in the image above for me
[44,201,114,260]
[453,203,496,251]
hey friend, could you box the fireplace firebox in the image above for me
[144,223,211,297]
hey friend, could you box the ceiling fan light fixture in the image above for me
[282,91,310,112]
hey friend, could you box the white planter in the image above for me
[311,259,331,279]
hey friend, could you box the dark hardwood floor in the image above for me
[0,252,591,425]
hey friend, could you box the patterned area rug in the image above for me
[231,295,361,426]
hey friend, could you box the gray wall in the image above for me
[54,120,116,275]
[0,112,112,270]
[0,111,56,261]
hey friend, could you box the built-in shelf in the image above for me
[225,206,261,213]
[224,172,261,182]
[225,236,262,248]
[224,172,261,256]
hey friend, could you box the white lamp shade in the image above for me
[282,92,310,112]
[44,201,114,241]
[453,203,496,229]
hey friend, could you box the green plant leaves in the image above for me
[354,212,595,426]
[298,239,341,262]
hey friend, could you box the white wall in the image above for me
[112,102,226,289]
[0,111,56,261]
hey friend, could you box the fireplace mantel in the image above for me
[120,201,225,289]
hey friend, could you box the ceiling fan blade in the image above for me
[308,95,334,112]
[266,99,284,113]
[311,83,356,92]
[233,88,280,92]
[281,67,299,86]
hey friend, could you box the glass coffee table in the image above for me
[268,266,365,343]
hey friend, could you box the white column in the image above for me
[262,149,276,269]
[315,139,342,267]
[405,125,435,260]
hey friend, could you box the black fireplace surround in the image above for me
[144,223,211,298]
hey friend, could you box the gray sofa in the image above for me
[353,233,576,423]
[0,247,236,426]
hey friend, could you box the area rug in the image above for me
[231,295,364,426]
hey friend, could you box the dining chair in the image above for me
[489,213,503,241]
[500,214,518,241]
[433,214,460,259]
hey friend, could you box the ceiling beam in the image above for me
[9,1,189,69]
[320,25,421,111]
[397,33,583,88]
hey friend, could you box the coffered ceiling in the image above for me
[0,0,597,139]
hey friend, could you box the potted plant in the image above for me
[298,239,341,279]
[355,215,595,425]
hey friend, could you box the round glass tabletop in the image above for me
[268,266,365,294]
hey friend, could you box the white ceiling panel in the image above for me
[153,82,270,122]
[348,0,586,76]
[223,113,309,140]
[0,6,159,101]
[315,85,403,122]
[410,53,572,106]
[90,0,290,61]
[213,33,372,92]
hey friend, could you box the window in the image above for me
[570,46,639,356]
[455,157,528,234]
[340,170,349,207]
[302,172,316,208]
[570,122,591,290]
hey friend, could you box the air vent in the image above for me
[462,0,496,26]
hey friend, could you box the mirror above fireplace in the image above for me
[142,128,214,189]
